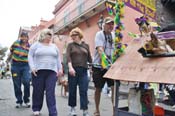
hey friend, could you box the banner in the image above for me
[124,0,156,19]
[110,0,156,19]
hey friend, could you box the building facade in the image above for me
[53,0,144,58]
[29,0,156,60]
[28,19,55,44]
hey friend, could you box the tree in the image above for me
[0,45,8,60]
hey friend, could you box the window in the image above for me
[77,0,84,14]
[96,0,101,3]
[64,10,70,25]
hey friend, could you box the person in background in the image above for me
[28,29,63,116]
[92,17,115,116]
[59,41,69,97]
[1,64,5,79]
[5,64,11,79]
[6,32,31,108]
[66,27,92,116]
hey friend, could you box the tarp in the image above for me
[104,39,175,84]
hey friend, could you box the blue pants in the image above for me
[11,62,31,104]
[68,67,89,110]
[32,70,57,116]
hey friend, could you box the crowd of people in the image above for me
[4,16,116,116]
[3,16,175,116]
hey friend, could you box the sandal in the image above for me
[94,112,100,116]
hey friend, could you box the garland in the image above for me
[101,0,127,69]
[105,0,127,64]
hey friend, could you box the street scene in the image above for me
[0,79,128,116]
[1,0,175,116]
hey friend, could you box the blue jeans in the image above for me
[68,67,89,110]
[11,62,31,104]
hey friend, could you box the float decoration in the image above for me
[135,15,150,37]
[135,16,175,58]
[112,0,127,63]
[105,0,127,65]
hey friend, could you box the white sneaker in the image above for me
[70,107,76,116]
[25,102,31,108]
[33,111,40,116]
[172,105,175,109]
[83,110,90,116]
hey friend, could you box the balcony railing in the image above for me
[54,0,105,33]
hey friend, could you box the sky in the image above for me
[0,0,59,48]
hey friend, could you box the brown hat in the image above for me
[103,17,114,24]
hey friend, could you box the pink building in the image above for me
[18,26,32,40]
[28,0,156,60]
[28,19,55,44]
[53,0,144,58]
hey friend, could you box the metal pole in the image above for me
[114,80,120,116]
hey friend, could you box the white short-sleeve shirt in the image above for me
[93,30,115,68]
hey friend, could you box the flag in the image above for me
[101,52,109,69]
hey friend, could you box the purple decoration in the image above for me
[135,17,148,26]
[156,31,175,40]
[124,44,128,47]
[119,33,123,39]
[115,25,120,29]
[117,43,122,49]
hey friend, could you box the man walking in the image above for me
[92,17,115,116]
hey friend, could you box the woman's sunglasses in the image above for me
[107,22,114,26]
[71,34,79,37]
[47,32,52,36]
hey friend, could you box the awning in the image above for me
[104,39,175,84]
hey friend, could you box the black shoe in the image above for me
[25,102,31,108]
[16,103,22,108]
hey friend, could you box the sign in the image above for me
[124,0,156,19]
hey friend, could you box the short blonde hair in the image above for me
[69,27,83,39]
[38,29,53,42]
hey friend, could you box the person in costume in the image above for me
[92,17,115,116]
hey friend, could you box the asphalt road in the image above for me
[0,79,128,116]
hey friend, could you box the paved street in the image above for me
[0,79,128,116]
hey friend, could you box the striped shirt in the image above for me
[10,40,30,63]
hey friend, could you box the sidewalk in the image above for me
[0,79,127,116]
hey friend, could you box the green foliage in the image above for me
[0,46,8,60]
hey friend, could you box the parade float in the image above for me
[104,0,175,116]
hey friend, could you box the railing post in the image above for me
[114,80,120,116]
